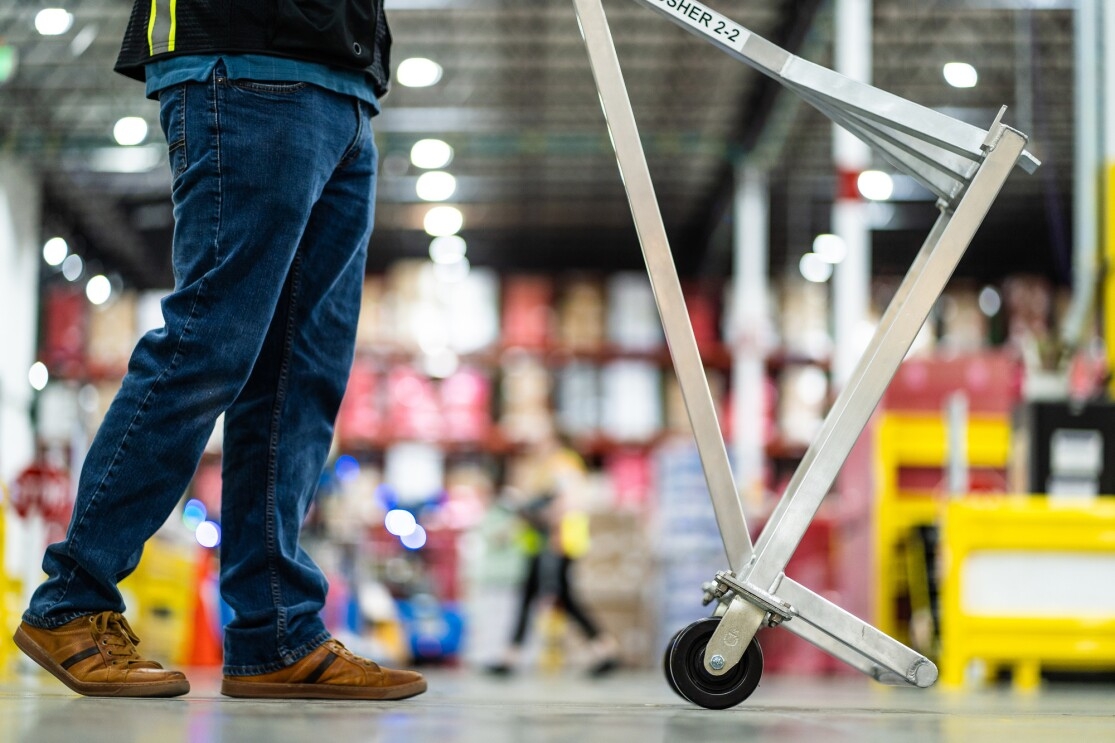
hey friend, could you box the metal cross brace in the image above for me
[572,0,1038,687]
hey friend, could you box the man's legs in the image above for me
[212,85,424,699]
[218,92,377,675]
[16,69,371,696]
[22,71,339,630]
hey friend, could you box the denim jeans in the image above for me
[24,64,378,675]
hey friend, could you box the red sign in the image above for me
[12,462,72,523]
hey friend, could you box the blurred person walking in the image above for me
[487,436,619,677]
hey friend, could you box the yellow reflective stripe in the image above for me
[148,0,174,54]
[168,0,176,51]
[146,0,156,55]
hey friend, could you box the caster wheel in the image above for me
[663,628,688,701]
[667,616,763,710]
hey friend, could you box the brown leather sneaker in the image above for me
[14,612,190,697]
[221,639,427,700]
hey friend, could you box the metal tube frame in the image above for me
[572,0,1035,688]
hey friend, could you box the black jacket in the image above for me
[115,0,392,98]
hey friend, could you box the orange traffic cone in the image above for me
[185,553,223,667]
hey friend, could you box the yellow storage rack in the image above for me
[873,412,1012,645]
[939,497,1115,690]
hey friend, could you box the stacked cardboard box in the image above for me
[575,509,655,669]
[501,275,553,349]
[87,292,137,378]
[557,277,605,351]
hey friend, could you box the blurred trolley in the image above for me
[571,0,1039,708]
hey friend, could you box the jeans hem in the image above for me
[20,609,100,631]
[222,630,333,676]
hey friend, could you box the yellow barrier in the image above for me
[0,487,22,679]
[118,538,200,667]
[1,497,199,674]
[939,497,1115,690]
[873,412,1012,645]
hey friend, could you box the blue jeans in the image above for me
[24,65,378,675]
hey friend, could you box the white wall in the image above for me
[0,156,41,485]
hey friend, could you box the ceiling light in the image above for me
[385,509,418,537]
[28,362,49,392]
[35,8,73,36]
[811,234,847,264]
[857,170,894,201]
[396,57,443,88]
[43,237,68,266]
[423,205,463,236]
[61,253,84,282]
[86,274,112,305]
[195,521,221,548]
[410,139,453,169]
[799,253,833,283]
[978,286,1002,316]
[943,62,978,89]
[401,524,428,550]
[429,235,466,264]
[416,171,457,201]
[113,116,148,146]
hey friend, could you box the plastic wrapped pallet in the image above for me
[41,285,88,378]
[502,275,554,349]
[499,353,553,444]
[440,365,493,443]
[384,442,445,506]
[555,361,599,439]
[650,440,729,654]
[776,363,828,447]
[354,276,385,352]
[778,279,831,359]
[87,291,137,377]
[600,360,662,442]
[557,276,605,351]
[385,365,442,441]
[605,272,662,351]
[446,267,500,354]
[337,358,384,445]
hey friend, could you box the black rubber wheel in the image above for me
[667,617,763,710]
[663,628,688,701]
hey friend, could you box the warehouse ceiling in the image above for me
[0,0,1074,290]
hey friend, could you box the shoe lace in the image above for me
[327,640,381,671]
[90,611,148,666]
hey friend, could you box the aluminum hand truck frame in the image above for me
[571,0,1039,708]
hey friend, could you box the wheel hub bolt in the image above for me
[709,655,726,671]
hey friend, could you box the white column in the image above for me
[731,162,771,515]
[831,0,873,387]
[1101,0,1115,379]
[0,157,41,485]
[830,0,875,626]
[1063,0,1099,346]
